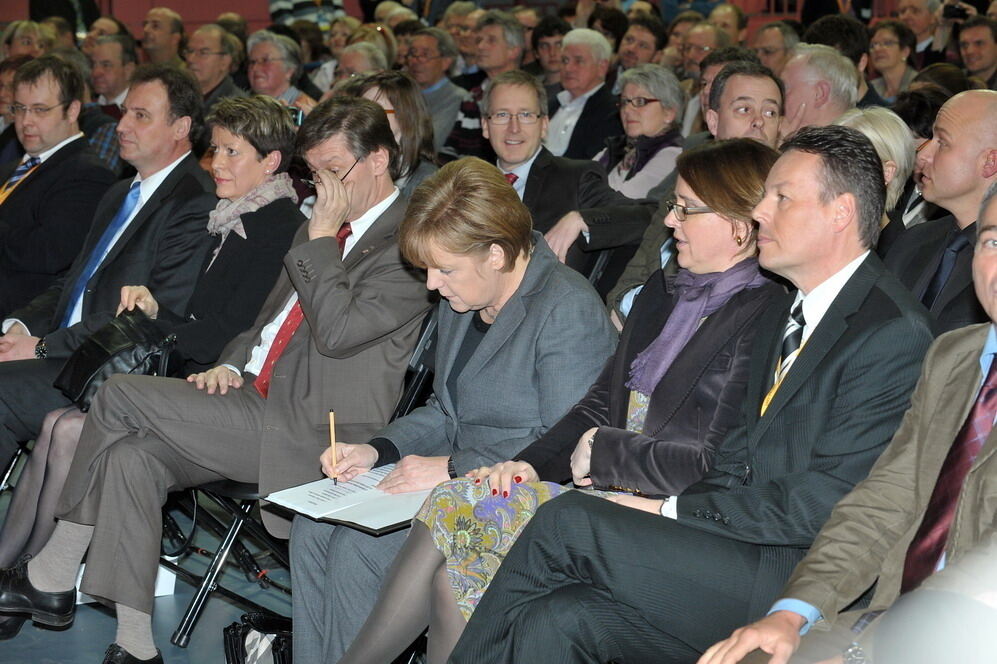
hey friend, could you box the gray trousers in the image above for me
[289,514,408,663]
[56,374,265,613]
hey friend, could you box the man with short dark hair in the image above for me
[612,14,667,93]
[751,21,799,75]
[141,6,184,68]
[530,15,572,93]
[405,27,471,153]
[0,54,116,320]
[449,125,935,664]
[959,16,997,89]
[0,96,431,663]
[184,24,247,113]
[91,34,137,118]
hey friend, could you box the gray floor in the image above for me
[0,485,292,664]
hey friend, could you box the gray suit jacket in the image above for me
[379,236,618,473]
[219,194,432,535]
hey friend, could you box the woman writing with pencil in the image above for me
[289,157,618,663]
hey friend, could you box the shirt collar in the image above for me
[422,77,448,94]
[981,324,997,378]
[98,87,128,107]
[28,132,84,164]
[499,147,542,200]
[132,151,191,205]
[347,187,400,251]
[792,250,870,344]
[557,81,604,106]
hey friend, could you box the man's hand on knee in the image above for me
[698,611,805,664]
[187,366,243,394]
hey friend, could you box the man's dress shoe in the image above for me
[0,613,26,640]
[101,643,164,663]
[0,556,74,627]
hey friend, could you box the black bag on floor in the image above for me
[223,612,292,664]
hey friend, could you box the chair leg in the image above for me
[171,499,254,648]
[0,444,26,494]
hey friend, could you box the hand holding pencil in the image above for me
[319,415,379,484]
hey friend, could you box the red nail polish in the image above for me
[474,478,481,484]
[514,476,522,483]
[503,490,509,498]
[492,489,497,495]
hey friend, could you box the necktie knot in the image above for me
[504,172,518,186]
[336,222,353,254]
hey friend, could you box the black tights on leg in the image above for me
[338,522,466,664]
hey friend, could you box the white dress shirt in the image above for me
[545,83,604,157]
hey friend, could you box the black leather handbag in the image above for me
[53,308,176,412]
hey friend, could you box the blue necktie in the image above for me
[921,232,970,310]
[60,182,142,328]
[3,156,40,190]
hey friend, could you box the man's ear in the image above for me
[705,107,719,136]
[366,145,391,177]
[831,191,858,235]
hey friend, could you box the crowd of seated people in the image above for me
[0,2,995,664]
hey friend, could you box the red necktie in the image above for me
[100,104,122,120]
[504,172,518,186]
[253,222,353,398]
[900,359,997,592]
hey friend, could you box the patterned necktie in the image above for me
[761,302,806,416]
[900,359,997,593]
[2,156,40,191]
[504,172,518,186]
[253,223,353,398]
[60,182,142,328]
[921,232,970,309]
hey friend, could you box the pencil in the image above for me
[329,410,337,486]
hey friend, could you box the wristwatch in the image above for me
[34,337,47,359]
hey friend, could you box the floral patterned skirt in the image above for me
[414,478,597,620]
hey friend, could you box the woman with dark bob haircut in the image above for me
[0,95,307,640]
[331,138,785,664]
[339,70,438,198]
[291,157,618,661]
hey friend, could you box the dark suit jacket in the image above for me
[518,268,784,497]
[0,124,22,166]
[884,215,987,333]
[378,237,618,474]
[30,0,99,27]
[9,153,217,358]
[549,84,623,161]
[782,323,997,627]
[220,194,433,536]
[523,147,654,290]
[0,137,116,318]
[678,254,935,616]
[158,196,305,374]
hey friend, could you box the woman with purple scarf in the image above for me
[333,138,784,664]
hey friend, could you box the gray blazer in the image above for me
[381,235,618,473]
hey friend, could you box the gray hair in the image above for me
[477,10,525,52]
[759,21,800,50]
[415,27,458,59]
[443,1,477,19]
[563,28,613,63]
[619,63,686,124]
[926,0,942,13]
[980,180,997,221]
[835,107,915,210]
[790,43,859,109]
[96,34,139,65]
[247,30,303,80]
[342,41,389,71]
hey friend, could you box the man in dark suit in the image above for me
[884,89,997,333]
[0,55,117,319]
[0,96,431,664]
[0,64,216,470]
[185,24,248,115]
[481,70,653,292]
[449,125,936,664]
[700,183,997,664]
[545,28,622,160]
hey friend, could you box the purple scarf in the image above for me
[626,258,770,396]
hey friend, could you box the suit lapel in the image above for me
[0,136,85,207]
[435,306,472,414]
[342,195,406,271]
[521,148,551,212]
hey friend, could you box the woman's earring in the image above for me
[735,236,743,246]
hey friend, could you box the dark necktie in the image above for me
[504,172,518,186]
[99,104,123,121]
[253,222,353,398]
[761,302,805,416]
[900,359,997,593]
[2,156,40,191]
[921,232,970,309]
[60,182,142,328]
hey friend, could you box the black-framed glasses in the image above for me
[618,96,660,108]
[665,200,713,221]
[487,110,544,125]
[183,47,227,58]
[10,101,68,118]
[405,50,443,61]
[303,158,361,186]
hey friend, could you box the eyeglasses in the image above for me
[487,110,544,125]
[680,44,713,55]
[183,47,227,58]
[870,40,900,49]
[618,96,660,108]
[303,158,361,186]
[10,102,68,118]
[665,200,713,221]
[405,50,443,61]
[752,46,785,57]
[247,56,286,67]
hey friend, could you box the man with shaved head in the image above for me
[884,90,997,333]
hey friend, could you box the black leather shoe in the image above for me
[0,613,25,640]
[101,643,164,663]
[0,556,74,627]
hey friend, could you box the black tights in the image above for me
[338,522,467,664]
[0,406,86,568]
